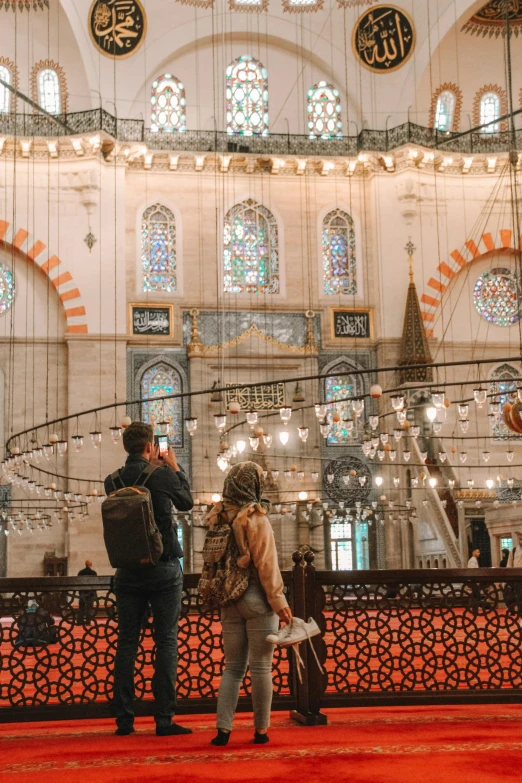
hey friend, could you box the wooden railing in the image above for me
[1,555,522,724]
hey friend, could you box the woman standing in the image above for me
[206,461,292,746]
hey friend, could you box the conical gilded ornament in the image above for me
[397,242,433,385]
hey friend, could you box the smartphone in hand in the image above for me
[154,434,169,458]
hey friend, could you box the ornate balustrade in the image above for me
[1,556,522,724]
[0,110,520,156]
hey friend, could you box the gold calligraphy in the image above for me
[352,5,415,73]
[89,0,146,59]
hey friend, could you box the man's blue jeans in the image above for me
[113,560,183,729]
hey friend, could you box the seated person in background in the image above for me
[15,599,57,648]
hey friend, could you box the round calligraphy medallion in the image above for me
[323,456,372,505]
[89,0,146,59]
[352,4,415,74]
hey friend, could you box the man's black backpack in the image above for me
[101,464,164,569]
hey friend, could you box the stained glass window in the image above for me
[226,55,268,136]
[480,92,500,134]
[434,90,455,132]
[490,364,521,440]
[325,374,355,445]
[38,69,61,115]
[307,82,342,139]
[224,199,279,294]
[330,518,353,570]
[141,362,182,446]
[0,264,15,316]
[323,209,356,295]
[473,268,519,327]
[0,66,11,114]
[355,521,369,570]
[141,204,177,292]
[151,74,186,133]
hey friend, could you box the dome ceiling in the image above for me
[463,0,522,38]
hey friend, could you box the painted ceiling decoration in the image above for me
[462,0,522,38]
[0,0,48,8]
[337,0,375,6]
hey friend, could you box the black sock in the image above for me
[254,731,269,744]
[211,729,230,746]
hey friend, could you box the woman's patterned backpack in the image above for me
[197,512,250,607]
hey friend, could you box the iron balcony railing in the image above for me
[0,109,520,156]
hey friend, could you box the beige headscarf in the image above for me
[205,461,269,569]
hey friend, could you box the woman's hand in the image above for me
[277,606,293,625]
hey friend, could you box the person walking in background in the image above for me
[206,461,292,748]
[104,422,193,737]
[468,548,480,568]
[77,559,98,626]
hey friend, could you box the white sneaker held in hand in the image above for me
[266,616,320,647]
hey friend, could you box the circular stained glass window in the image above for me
[0,264,15,315]
[473,267,520,327]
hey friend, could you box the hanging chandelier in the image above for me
[0,0,48,9]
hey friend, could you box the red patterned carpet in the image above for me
[1,705,522,783]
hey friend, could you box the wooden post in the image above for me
[303,551,328,724]
[289,551,310,724]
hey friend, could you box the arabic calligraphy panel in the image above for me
[225,382,285,411]
[352,4,415,73]
[331,309,372,339]
[129,304,173,338]
[89,0,146,59]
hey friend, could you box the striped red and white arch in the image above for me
[0,220,88,334]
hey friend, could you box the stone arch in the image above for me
[419,228,520,337]
[0,220,88,334]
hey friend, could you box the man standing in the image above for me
[507,531,522,568]
[467,548,480,568]
[506,531,522,619]
[77,559,97,626]
[467,547,481,600]
[104,422,193,737]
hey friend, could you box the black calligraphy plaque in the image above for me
[352,5,415,73]
[130,305,173,337]
[89,0,146,59]
[332,309,372,339]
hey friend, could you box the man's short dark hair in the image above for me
[122,422,154,455]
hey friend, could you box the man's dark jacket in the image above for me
[104,455,193,561]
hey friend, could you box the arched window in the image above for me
[226,55,268,136]
[490,363,521,440]
[141,362,183,446]
[38,69,61,115]
[322,209,356,295]
[31,60,67,116]
[151,74,186,133]
[0,65,11,114]
[434,90,456,132]
[325,372,358,445]
[223,198,279,294]
[480,92,500,134]
[141,203,177,293]
[307,82,342,139]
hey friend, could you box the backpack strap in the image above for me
[110,470,125,492]
[135,463,158,488]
